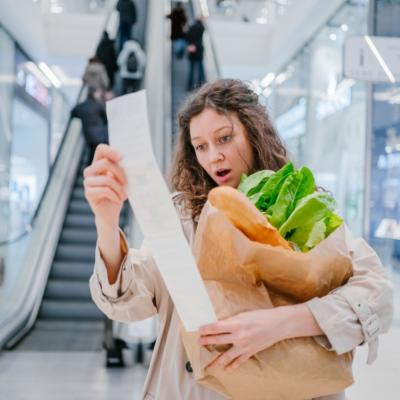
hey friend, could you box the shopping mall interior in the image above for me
[0,0,399,399]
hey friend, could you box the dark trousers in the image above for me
[118,23,132,53]
[87,144,97,167]
[187,60,205,91]
[122,78,140,95]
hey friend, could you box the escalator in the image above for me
[5,0,148,354]
[14,153,127,352]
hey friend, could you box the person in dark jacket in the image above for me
[167,2,187,58]
[71,88,109,165]
[186,17,206,91]
[96,31,118,89]
[116,0,137,53]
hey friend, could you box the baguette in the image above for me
[208,186,292,251]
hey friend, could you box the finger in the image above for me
[93,144,123,163]
[225,354,250,373]
[199,319,236,336]
[207,345,242,370]
[85,187,121,204]
[84,175,126,201]
[198,334,232,346]
[84,157,127,185]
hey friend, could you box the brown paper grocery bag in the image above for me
[180,203,354,400]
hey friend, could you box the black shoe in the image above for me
[106,347,125,368]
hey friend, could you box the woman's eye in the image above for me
[195,144,206,152]
[219,135,232,144]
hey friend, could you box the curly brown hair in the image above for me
[169,79,288,220]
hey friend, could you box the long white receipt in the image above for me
[106,90,217,331]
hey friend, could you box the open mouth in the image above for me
[216,169,231,177]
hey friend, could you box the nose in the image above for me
[208,145,223,163]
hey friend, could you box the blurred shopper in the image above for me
[186,17,206,91]
[96,31,118,90]
[116,0,137,53]
[117,39,146,94]
[82,57,109,92]
[71,88,109,165]
[167,2,188,59]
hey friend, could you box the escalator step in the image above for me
[51,261,94,280]
[60,228,97,245]
[64,213,126,229]
[69,200,93,214]
[55,244,95,262]
[76,176,84,187]
[39,299,103,320]
[44,279,92,301]
[71,187,85,200]
[65,214,95,228]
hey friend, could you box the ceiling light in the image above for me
[39,62,61,88]
[261,73,275,87]
[25,62,51,87]
[329,33,337,41]
[341,24,348,32]
[274,72,288,85]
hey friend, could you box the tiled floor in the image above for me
[1,281,399,400]
[1,333,399,400]
[0,351,147,400]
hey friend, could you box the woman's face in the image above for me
[189,108,254,188]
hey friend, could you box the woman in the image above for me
[85,79,393,399]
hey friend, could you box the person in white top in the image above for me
[117,39,146,94]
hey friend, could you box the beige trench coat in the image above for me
[90,194,394,400]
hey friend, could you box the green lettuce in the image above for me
[238,170,274,196]
[238,162,343,252]
[268,167,315,228]
[254,162,295,211]
[279,192,337,237]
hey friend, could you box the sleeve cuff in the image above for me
[94,229,132,300]
[306,296,364,355]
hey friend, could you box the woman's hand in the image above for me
[83,144,127,228]
[198,308,286,372]
[198,304,323,373]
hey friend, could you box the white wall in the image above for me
[205,0,346,81]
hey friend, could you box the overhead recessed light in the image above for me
[341,24,348,32]
[329,33,337,41]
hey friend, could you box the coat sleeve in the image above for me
[89,230,163,323]
[306,226,394,365]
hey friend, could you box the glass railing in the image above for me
[44,0,111,14]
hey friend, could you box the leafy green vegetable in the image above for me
[324,213,343,236]
[254,162,295,211]
[304,219,327,251]
[279,192,337,237]
[237,162,342,252]
[291,167,315,213]
[238,170,274,196]
[268,172,302,228]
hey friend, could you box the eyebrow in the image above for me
[191,125,232,141]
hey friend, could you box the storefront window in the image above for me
[369,0,400,272]
[266,1,369,236]
[9,98,49,235]
[0,30,72,242]
[0,27,16,242]
[270,51,309,165]
[306,2,368,236]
